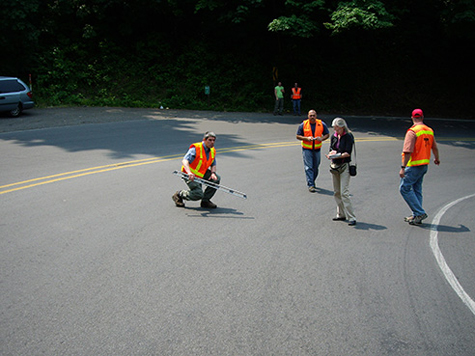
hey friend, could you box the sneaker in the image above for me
[332,216,346,221]
[201,200,217,209]
[172,191,185,207]
[348,220,357,226]
[408,217,422,225]
[308,186,318,193]
[408,213,428,225]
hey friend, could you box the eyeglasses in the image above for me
[309,115,316,117]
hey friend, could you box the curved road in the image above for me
[1,108,475,355]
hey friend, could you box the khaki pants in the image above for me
[330,163,356,221]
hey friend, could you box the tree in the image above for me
[0,0,41,74]
[266,0,394,37]
[324,0,395,34]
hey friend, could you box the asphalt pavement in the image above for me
[1,108,475,355]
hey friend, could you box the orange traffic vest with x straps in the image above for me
[301,119,324,150]
[291,87,302,100]
[182,142,216,177]
[404,124,434,167]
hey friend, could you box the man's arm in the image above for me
[296,124,310,141]
[182,146,196,181]
[315,122,330,142]
[399,131,416,178]
[314,133,329,142]
[399,152,411,178]
[182,158,195,181]
[432,140,440,165]
[209,160,217,180]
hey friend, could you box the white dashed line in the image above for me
[430,193,475,315]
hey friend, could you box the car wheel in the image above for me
[10,103,22,117]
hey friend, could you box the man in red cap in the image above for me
[399,109,440,225]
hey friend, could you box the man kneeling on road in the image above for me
[172,131,220,209]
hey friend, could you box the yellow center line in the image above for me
[1,137,473,195]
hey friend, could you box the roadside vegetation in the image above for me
[3,0,474,117]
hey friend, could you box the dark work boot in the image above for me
[200,200,217,209]
[172,191,185,207]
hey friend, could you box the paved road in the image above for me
[1,108,475,355]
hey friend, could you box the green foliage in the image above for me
[0,0,41,73]
[267,0,325,37]
[268,15,320,38]
[439,0,475,38]
[3,0,474,117]
[32,37,270,112]
[324,0,395,34]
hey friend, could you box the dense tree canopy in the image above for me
[2,0,474,117]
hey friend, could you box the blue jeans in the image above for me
[302,149,321,187]
[399,165,428,216]
[292,99,301,115]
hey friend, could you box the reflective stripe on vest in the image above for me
[406,124,434,167]
[182,142,215,177]
[292,87,301,99]
[301,119,324,150]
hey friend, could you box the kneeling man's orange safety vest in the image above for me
[182,142,216,177]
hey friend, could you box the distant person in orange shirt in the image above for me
[399,109,440,225]
[291,83,302,116]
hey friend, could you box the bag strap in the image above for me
[350,134,357,166]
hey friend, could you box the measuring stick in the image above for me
[172,170,247,199]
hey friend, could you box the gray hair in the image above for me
[204,131,216,139]
[331,117,351,133]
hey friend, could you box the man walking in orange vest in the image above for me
[172,131,220,209]
[399,109,440,225]
[296,110,330,192]
[291,82,302,116]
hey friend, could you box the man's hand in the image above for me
[187,172,195,181]
[399,168,405,178]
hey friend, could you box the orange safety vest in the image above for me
[182,142,216,177]
[301,119,324,150]
[291,87,302,100]
[403,124,434,167]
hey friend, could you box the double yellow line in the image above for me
[0,142,292,195]
[0,155,181,195]
[1,137,471,195]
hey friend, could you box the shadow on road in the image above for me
[184,206,254,219]
[419,223,470,233]
[352,222,388,231]
[1,108,474,162]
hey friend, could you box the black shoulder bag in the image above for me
[349,136,357,177]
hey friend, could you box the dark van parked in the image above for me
[0,76,35,117]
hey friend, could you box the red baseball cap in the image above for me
[412,109,424,118]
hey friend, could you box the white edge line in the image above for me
[430,193,475,315]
